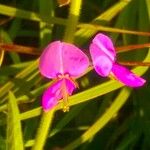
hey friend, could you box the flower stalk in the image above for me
[31,109,55,150]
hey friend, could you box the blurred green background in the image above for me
[0,0,150,149]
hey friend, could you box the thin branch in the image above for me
[0,43,40,55]
[78,23,150,37]
[116,43,150,53]
[118,61,150,66]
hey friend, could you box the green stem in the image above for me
[31,109,55,150]
[63,0,82,43]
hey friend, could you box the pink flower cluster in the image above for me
[39,33,146,112]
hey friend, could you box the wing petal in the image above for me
[42,80,63,111]
[65,78,76,95]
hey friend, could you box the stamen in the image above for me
[62,88,69,112]
[58,74,77,112]
[68,77,79,88]
[61,79,70,112]
[109,72,117,80]
[63,105,70,112]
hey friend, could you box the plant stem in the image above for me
[31,109,55,150]
[116,43,150,53]
[118,61,150,66]
[63,0,82,43]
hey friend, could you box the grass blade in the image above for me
[7,92,24,150]
[0,4,66,25]
[63,87,131,150]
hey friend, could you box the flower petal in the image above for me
[42,79,76,111]
[112,63,146,87]
[65,78,76,95]
[62,43,89,77]
[39,41,89,78]
[39,41,64,78]
[42,80,63,111]
[90,41,113,77]
[91,33,116,61]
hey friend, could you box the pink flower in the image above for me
[90,33,146,87]
[39,41,89,112]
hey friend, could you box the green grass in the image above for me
[0,0,150,149]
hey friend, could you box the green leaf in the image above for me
[0,4,66,25]
[0,135,6,150]
[39,0,53,47]
[0,59,38,99]
[7,91,24,150]
[63,87,132,150]
[0,61,34,76]
[116,132,139,150]
[78,24,150,36]
[75,0,131,45]
[31,110,55,150]
[50,103,87,137]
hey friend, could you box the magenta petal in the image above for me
[39,41,64,78]
[42,79,76,111]
[39,41,89,78]
[65,79,76,95]
[62,43,89,77]
[112,63,146,87]
[90,42,113,77]
[42,80,63,111]
[91,33,116,61]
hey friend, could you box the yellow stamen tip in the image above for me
[63,105,70,112]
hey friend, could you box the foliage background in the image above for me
[0,0,150,149]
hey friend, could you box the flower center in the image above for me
[61,80,70,112]
[56,73,78,112]
[57,73,70,79]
